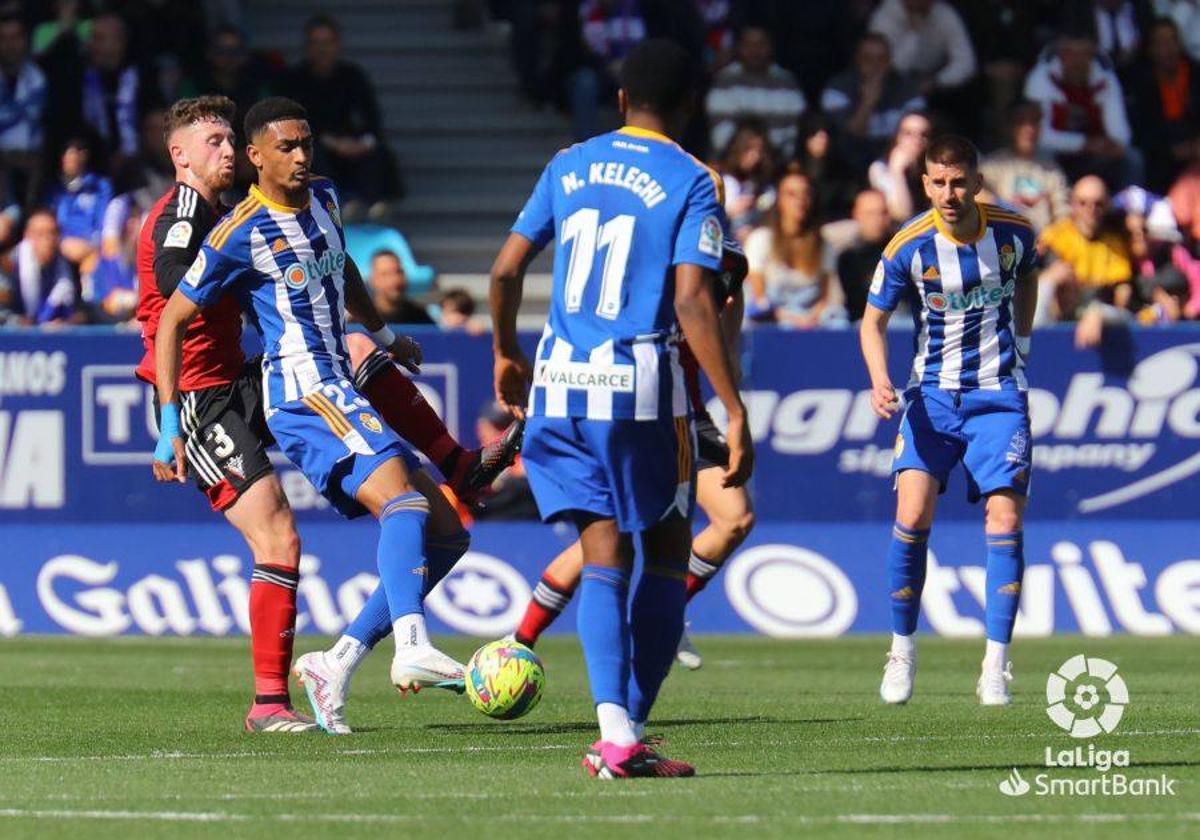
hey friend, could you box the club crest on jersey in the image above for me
[183,251,206,287]
[999,243,1016,272]
[699,215,722,258]
[359,412,382,433]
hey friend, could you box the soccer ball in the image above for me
[465,639,545,720]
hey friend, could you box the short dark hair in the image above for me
[244,97,308,142]
[304,13,340,37]
[440,288,475,315]
[1007,100,1042,127]
[619,38,694,117]
[164,95,236,144]
[925,134,979,172]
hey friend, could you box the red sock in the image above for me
[685,552,721,602]
[515,573,576,647]
[684,573,708,601]
[249,564,299,703]
[356,349,464,472]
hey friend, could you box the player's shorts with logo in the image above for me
[267,379,419,519]
[155,358,274,512]
[693,408,730,471]
[522,414,696,533]
[893,386,1031,503]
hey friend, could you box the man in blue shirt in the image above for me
[491,40,752,779]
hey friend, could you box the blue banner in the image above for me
[1,521,1197,637]
[2,326,1200,521]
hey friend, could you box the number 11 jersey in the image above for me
[511,126,727,422]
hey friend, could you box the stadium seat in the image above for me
[344,223,436,293]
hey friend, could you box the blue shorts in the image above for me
[267,380,419,519]
[522,415,695,533]
[893,387,1032,503]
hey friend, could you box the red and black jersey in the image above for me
[680,239,748,420]
[135,182,243,390]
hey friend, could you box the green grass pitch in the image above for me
[0,635,1195,838]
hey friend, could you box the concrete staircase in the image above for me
[245,0,563,321]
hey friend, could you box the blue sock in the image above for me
[345,583,391,648]
[577,565,630,708]
[888,523,930,635]
[627,564,687,723]
[422,528,471,598]
[344,525,467,647]
[376,492,429,622]
[985,531,1025,643]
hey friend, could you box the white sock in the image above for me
[393,613,430,649]
[983,639,1007,671]
[328,635,369,675]
[596,702,638,747]
[891,633,916,656]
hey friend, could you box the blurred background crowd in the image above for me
[2,0,1199,356]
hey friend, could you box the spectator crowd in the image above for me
[6,0,1200,345]
[499,0,1200,339]
[0,1,405,327]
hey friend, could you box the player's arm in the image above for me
[860,303,898,420]
[153,288,202,483]
[489,232,542,420]
[676,264,752,487]
[861,251,908,420]
[152,208,203,298]
[342,255,422,373]
[1013,232,1040,360]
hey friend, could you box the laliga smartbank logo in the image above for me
[997,655,1177,798]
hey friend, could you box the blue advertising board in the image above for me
[2,326,1199,636]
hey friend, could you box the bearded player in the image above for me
[861,135,1037,707]
[141,97,517,732]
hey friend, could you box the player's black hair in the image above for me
[304,13,341,37]
[244,97,308,143]
[925,134,979,173]
[619,39,695,118]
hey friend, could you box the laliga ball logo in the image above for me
[284,263,309,289]
[1045,654,1129,738]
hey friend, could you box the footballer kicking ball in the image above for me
[465,639,545,720]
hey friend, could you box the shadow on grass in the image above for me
[424,716,860,736]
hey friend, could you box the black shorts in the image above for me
[694,410,730,471]
[156,360,274,512]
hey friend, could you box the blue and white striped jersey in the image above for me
[868,203,1037,392]
[177,178,352,412]
[512,126,727,421]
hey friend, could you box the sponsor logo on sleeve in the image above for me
[183,251,206,287]
[698,215,723,258]
[163,221,193,249]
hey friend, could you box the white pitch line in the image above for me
[5,728,1195,765]
[0,809,1197,826]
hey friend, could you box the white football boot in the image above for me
[880,650,917,704]
[391,645,466,695]
[293,651,353,735]
[675,623,702,671]
[976,662,1014,706]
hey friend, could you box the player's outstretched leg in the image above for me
[677,466,756,670]
[296,470,470,734]
[348,334,522,500]
[977,491,1026,706]
[881,471,938,705]
[225,476,319,733]
[514,542,582,647]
